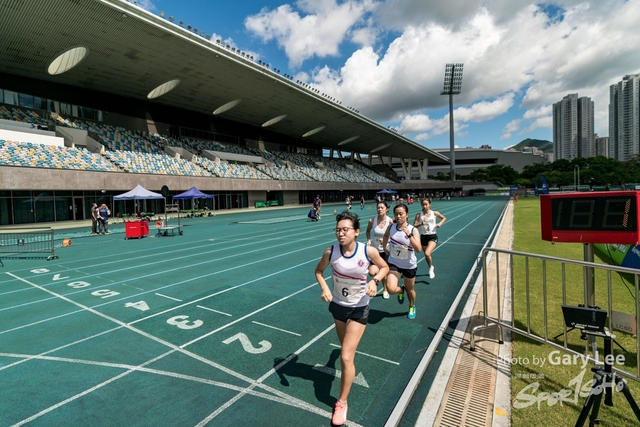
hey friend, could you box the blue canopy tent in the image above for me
[376,189,398,194]
[172,187,215,201]
[171,187,215,225]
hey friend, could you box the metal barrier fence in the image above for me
[0,227,58,266]
[471,247,640,383]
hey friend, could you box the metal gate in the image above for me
[471,247,640,382]
[0,227,58,266]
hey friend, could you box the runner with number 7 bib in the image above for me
[382,203,422,319]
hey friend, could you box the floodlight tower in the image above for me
[441,63,464,182]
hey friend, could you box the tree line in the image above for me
[429,156,640,188]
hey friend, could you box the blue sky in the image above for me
[137,0,640,150]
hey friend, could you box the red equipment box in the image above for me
[125,220,149,239]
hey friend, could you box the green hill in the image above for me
[510,138,553,153]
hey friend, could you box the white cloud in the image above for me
[523,104,551,119]
[135,0,156,12]
[522,116,552,133]
[351,26,378,47]
[399,94,513,138]
[451,93,515,123]
[501,118,521,140]
[244,0,375,67]
[242,0,640,145]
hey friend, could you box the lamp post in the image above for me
[441,63,464,182]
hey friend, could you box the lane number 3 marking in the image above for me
[167,315,203,330]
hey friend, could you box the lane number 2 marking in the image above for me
[222,333,272,354]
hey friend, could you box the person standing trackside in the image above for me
[97,203,111,234]
[314,195,323,219]
[315,211,389,426]
[90,202,99,235]
[365,201,394,298]
[414,198,446,279]
[382,204,422,319]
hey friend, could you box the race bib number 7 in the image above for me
[391,243,409,260]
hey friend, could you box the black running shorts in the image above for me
[329,301,369,325]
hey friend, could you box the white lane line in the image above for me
[329,343,400,365]
[129,256,320,326]
[1,235,327,315]
[0,218,322,292]
[252,321,301,336]
[0,217,310,284]
[155,293,181,301]
[0,248,322,337]
[197,305,232,316]
[5,271,341,426]
[0,352,286,398]
[11,350,174,427]
[0,309,84,336]
[0,327,123,371]
[194,323,352,427]
[179,282,319,349]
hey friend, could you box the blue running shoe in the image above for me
[398,286,405,304]
[408,306,416,319]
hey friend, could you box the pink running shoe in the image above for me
[332,400,348,425]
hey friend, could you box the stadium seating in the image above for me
[1,104,394,183]
[0,139,119,172]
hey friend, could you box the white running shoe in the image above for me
[383,290,389,299]
[429,266,435,279]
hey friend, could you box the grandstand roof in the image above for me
[0,0,449,164]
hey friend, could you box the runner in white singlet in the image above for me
[382,203,422,319]
[315,211,389,426]
[414,198,446,279]
[365,200,393,298]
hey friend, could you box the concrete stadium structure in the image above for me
[367,147,546,180]
[0,0,460,225]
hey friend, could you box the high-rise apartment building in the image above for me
[595,134,609,157]
[609,74,640,161]
[553,93,595,160]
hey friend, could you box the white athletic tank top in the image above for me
[372,216,393,252]
[330,242,371,308]
[418,210,437,235]
[387,223,417,270]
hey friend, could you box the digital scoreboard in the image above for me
[540,191,640,244]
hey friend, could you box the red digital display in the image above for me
[540,191,640,244]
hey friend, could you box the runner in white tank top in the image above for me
[365,201,393,298]
[414,198,446,279]
[328,241,370,307]
[315,211,389,426]
[382,203,422,319]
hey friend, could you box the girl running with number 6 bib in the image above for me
[382,204,422,319]
[315,211,389,426]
